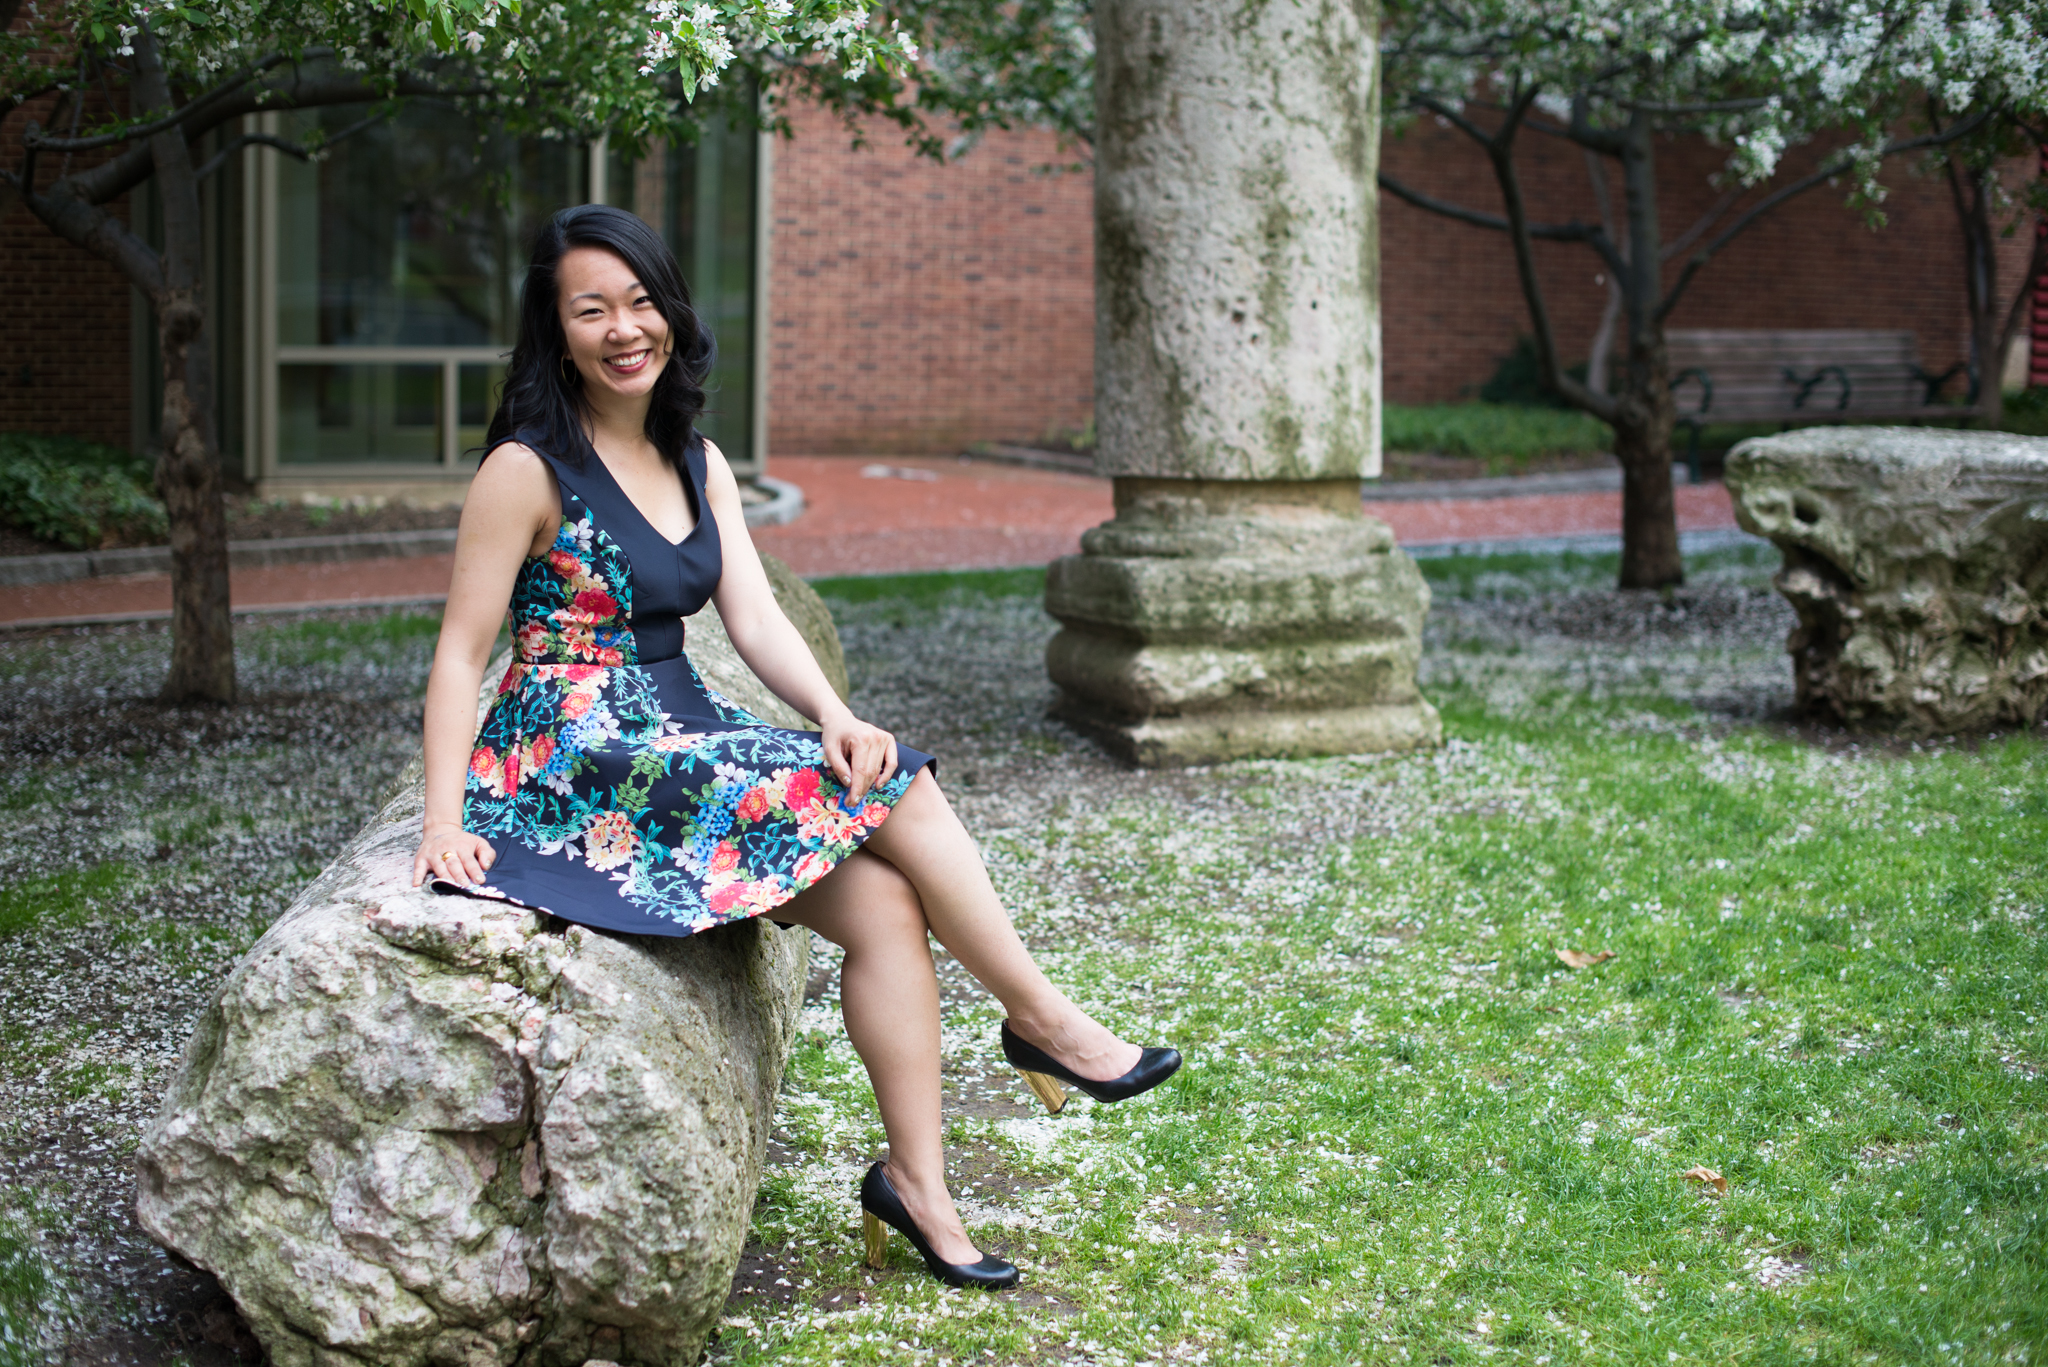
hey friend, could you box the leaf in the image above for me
[1681,1166,1728,1195]
[1556,948,1615,969]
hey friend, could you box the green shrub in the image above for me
[1477,334,1592,407]
[0,433,166,551]
[2001,386,2048,437]
[1383,401,1613,463]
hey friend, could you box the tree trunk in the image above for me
[137,31,235,704]
[1613,119,1683,589]
[1611,330,1683,589]
[1963,167,2002,427]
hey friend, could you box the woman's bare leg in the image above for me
[862,769,1144,1081]
[773,849,980,1265]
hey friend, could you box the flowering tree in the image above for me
[1923,95,2048,430]
[776,0,2048,589]
[1378,0,2048,587]
[0,0,915,703]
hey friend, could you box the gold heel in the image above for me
[1018,1068,1067,1114]
[862,1210,889,1268]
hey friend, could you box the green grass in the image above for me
[711,565,2045,1367]
[1385,402,1614,467]
[244,608,446,667]
[810,566,1049,610]
[0,1220,52,1367]
[0,864,133,939]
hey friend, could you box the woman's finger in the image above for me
[412,850,430,888]
[878,739,899,789]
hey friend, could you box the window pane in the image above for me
[459,363,506,460]
[614,94,758,462]
[279,364,442,464]
[276,103,579,348]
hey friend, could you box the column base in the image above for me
[1043,477,1441,766]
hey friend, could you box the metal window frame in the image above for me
[241,112,771,488]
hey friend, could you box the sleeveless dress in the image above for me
[438,433,934,937]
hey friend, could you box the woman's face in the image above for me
[556,245,672,404]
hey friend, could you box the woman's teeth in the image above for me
[604,351,649,371]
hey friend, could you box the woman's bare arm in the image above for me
[703,441,901,802]
[411,444,559,887]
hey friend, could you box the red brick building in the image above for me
[3,95,2040,476]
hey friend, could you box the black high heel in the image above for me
[859,1162,1019,1290]
[1000,1020,1182,1115]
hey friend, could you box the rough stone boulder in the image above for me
[1727,427,2048,733]
[136,555,842,1366]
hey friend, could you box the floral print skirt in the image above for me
[443,651,932,937]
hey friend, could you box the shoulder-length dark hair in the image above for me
[485,204,716,471]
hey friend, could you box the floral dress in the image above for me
[438,433,933,936]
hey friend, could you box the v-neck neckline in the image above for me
[591,444,703,549]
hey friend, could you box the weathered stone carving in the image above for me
[1046,479,1438,764]
[1048,0,1439,764]
[1727,427,2048,733]
[135,556,836,1366]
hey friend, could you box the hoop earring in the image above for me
[560,355,579,387]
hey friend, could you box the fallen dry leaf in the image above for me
[1681,1166,1728,1195]
[1556,948,1616,969]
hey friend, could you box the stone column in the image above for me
[1045,0,1438,765]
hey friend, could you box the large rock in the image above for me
[135,555,840,1366]
[1727,427,2048,733]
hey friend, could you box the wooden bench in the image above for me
[1665,329,1970,478]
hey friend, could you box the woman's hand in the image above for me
[819,710,899,806]
[413,822,496,888]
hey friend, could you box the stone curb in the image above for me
[1365,462,1697,502]
[1402,527,1765,560]
[963,449,1702,502]
[0,477,809,588]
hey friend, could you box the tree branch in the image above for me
[195,132,307,180]
[1623,96,1774,115]
[13,178,165,294]
[196,112,387,181]
[1411,93,1496,148]
[1487,85,1619,424]
[1657,110,1999,321]
[1659,185,1741,262]
[1569,92,1627,156]
[1377,172,1626,275]
[23,50,313,153]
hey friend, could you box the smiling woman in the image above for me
[407,205,1182,1292]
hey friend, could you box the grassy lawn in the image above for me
[705,560,2047,1367]
[0,564,2040,1365]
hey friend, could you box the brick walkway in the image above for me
[0,454,1741,626]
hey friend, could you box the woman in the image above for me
[409,205,1179,1290]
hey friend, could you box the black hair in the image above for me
[485,203,716,471]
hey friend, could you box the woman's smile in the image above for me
[603,348,652,374]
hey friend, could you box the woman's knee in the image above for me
[785,849,927,947]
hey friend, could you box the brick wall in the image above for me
[766,103,1096,455]
[7,90,2035,460]
[0,89,134,449]
[1378,118,2038,402]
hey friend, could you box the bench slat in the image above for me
[1663,328,1960,422]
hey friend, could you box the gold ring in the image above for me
[441,850,457,862]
